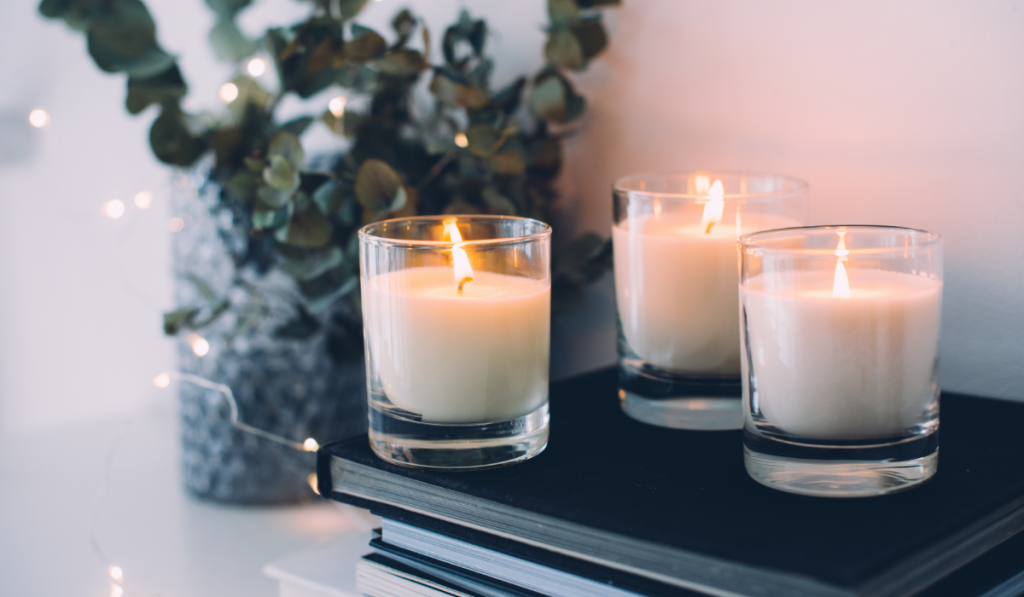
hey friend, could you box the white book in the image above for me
[263,531,373,597]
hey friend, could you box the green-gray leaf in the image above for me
[264,154,296,190]
[465,124,498,157]
[149,107,206,166]
[163,307,199,335]
[209,17,257,63]
[275,204,333,247]
[125,64,187,115]
[252,202,293,229]
[205,0,251,16]
[545,29,584,71]
[355,159,405,217]
[278,246,344,280]
[374,49,425,77]
[87,0,175,78]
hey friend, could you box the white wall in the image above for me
[0,0,1020,436]
[561,0,1024,399]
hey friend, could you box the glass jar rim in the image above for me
[612,170,809,201]
[359,215,552,249]
[739,225,942,257]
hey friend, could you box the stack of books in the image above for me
[316,368,1024,597]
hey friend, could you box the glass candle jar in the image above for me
[739,226,943,497]
[359,216,551,470]
[612,171,807,430]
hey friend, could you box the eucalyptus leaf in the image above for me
[527,74,567,121]
[209,17,257,63]
[545,29,584,71]
[312,180,345,214]
[278,116,314,137]
[275,204,333,247]
[548,0,580,25]
[391,8,417,41]
[267,130,304,170]
[256,183,296,209]
[572,17,608,60]
[252,202,293,228]
[149,107,206,166]
[125,64,187,114]
[86,0,175,78]
[354,159,405,218]
[163,307,199,335]
[222,170,259,201]
[430,71,487,109]
[205,0,251,16]
[490,77,525,113]
[344,27,386,62]
[374,49,425,77]
[264,154,296,190]
[465,124,498,157]
[278,246,343,280]
[490,151,526,176]
[337,0,368,21]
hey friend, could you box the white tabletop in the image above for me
[0,397,375,596]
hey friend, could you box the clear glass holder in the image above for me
[359,216,552,470]
[618,342,742,431]
[368,400,549,470]
[739,225,943,497]
[743,432,938,498]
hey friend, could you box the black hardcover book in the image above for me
[319,368,1024,597]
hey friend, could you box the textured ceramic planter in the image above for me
[171,172,366,504]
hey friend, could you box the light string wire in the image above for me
[90,371,321,597]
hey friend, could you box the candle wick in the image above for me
[458,276,474,296]
[705,222,715,234]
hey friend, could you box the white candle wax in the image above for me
[363,266,550,424]
[613,214,796,375]
[741,269,942,440]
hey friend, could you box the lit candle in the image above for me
[362,220,550,424]
[741,232,943,439]
[613,177,800,375]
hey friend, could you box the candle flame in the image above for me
[832,229,851,298]
[832,259,851,299]
[444,219,474,295]
[701,180,725,234]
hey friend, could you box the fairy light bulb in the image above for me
[329,96,346,117]
[134,191,153,210]
[220,82,239,103]
[188,333,210,357]
[454,133,468,148]
[109,565,123,581]
[153,373,171,388]
[307,472,320,494]
[168,217,184,232]
[303,438,319,452]
[111,584,124,597]
[29,109,50,128]
[103,200,126,219]
[247,58,266,77]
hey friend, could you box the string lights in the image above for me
[90,371,323,596]
[85,75,363,596]
[329,95,346,117]
[247,58,267,77]
[29,108,51,128]
[219,82,239,103]
[103,199,126,219]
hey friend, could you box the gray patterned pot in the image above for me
[170,171,366,505]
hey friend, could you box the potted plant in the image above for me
[40,0,617,503]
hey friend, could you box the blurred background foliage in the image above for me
[40,0,618,363]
